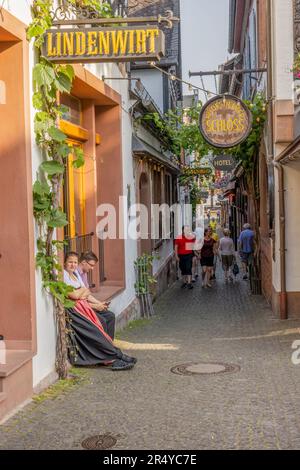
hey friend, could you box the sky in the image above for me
[180,0,230,102]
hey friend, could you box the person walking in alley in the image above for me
[206,208,211,225]
[200,228,218,288]
[63,252,136,370]
[175,226,196,289]
[208,226,219,280]
[76,251,116,340]
[238,223,255,280]
[209,216,217,234]
[192,226,203,282]
[219,229,235,282]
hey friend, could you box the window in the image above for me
[60,93,82,126]
[153,168,162,244]
[63,142,86,239]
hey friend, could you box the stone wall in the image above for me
[116,297,141,331]
[152,254,177,300]
[261,236,273,305]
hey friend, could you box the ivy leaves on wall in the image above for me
[28,0,113,378]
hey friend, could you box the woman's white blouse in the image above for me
[64,270,85,289]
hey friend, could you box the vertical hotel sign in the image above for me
[42,26,165,63]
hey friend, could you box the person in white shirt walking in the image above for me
[219,229,235,282]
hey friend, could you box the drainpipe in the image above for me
[267,0,274,154]
[267,0,287,319]
[273,161,287,320]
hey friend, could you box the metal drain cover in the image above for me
[171,362,240,376]
[82,434,117,450]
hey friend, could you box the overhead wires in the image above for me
[148,62,219,98]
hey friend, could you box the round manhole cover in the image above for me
[82,434,117,450]
[171,362,240,376]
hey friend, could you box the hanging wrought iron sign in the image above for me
[213,155,236,172]
[181,166,212,177]
[199,95,252,148]
[42,26,165,63]
[40,3,181,64]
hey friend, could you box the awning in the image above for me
[132,135,180,173]
[223,180,237,197]
[275,135,300,165]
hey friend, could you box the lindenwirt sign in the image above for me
[199,94,252,148]
[42,26,165,63]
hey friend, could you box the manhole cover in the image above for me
[171,362,240,376]
[81,434,117,450]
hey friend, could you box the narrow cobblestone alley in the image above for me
[1,273,300,450]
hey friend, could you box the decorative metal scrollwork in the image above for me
[158,10,180,29]
[50,1,101,22]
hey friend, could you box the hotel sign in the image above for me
[42,26,165,63]
[213,155,235,172]
[199,95,252,148]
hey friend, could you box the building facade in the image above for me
[221,0,300,319]
[0,0,181,422]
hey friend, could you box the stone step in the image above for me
[0,350,33,378]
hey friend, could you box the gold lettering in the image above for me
[56,32,62,56]
[87,31,98,55]
[135,29,147,54]
[98,31,110,55]
[111,30,128,55]
[128,30,135,54]
[227,119,233,132]
[63,32,74,56]
[75,32,86,55]
[47,33,57,57]
[205,120,212,132]
[146,29,159,53]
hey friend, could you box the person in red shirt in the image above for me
[174,226,196,289]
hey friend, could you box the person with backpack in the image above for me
[238,223,255,280]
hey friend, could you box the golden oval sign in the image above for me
[199,95,252,148]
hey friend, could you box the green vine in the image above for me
[292,53,300,78]
[28,0,113,378]
[134,254,157,295]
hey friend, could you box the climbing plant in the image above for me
[28,0,113,379]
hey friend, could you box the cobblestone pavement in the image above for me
[1,270,300,450]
